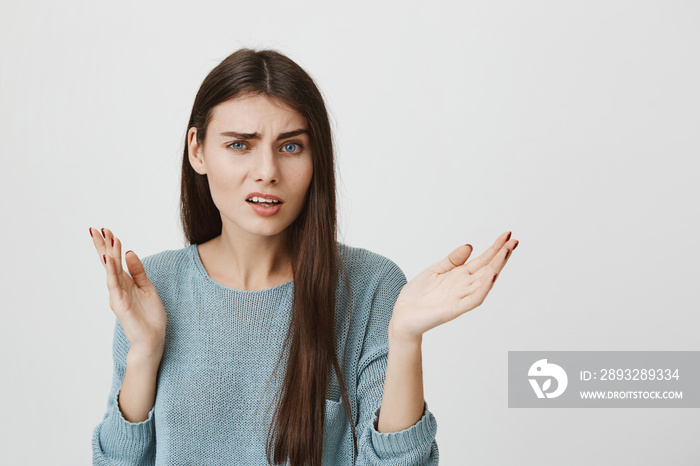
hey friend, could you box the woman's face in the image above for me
[188,93,313,241]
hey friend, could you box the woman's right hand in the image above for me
[90,227,167,362]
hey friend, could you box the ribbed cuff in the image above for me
[98,389,156,460]
[369,401,437,458]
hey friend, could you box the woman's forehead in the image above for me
[210,94,306,130]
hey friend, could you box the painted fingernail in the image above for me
[101,228,105,237]
[492,274,498,283]
[89,227,93,238]
[505,249,511,260]
[506,231,512,241]
[103,254,106,264]
[111,237,114,246]
[465,244,472,249]
[513,241,519,250]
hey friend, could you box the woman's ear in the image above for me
[188,127,206,175]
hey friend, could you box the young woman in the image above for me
[90,48,518,466]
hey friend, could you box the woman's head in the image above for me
[186,93,314,242]
[180,48,336,251]
[179,48,357,466]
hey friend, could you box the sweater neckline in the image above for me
[189,243,294,293]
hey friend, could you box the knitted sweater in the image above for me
[92,242,439,465]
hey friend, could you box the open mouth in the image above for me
[246,199,282,207]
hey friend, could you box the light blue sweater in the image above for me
[92,242,439,465]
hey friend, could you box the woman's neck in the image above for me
[198,232,293,291]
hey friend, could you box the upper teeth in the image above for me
[250,196,280,203]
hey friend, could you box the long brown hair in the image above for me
[179,48,357,465]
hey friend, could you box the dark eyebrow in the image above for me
[219,129,310,141]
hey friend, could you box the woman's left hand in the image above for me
[390,231,519,343]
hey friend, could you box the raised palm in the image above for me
[390,231,519,341]
[90,227,167,359]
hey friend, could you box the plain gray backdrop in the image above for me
[1,0,698,464]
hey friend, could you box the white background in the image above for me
[1,0,698,464]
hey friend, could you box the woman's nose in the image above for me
[251,146,279,183]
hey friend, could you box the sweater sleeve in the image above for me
[355,257,439,465]
[92,317,157,465]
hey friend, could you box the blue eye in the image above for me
[282,142,303,153]
[229,141,247,150]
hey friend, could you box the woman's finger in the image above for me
[112,235,125,288]
[456,237,519,302]
[125,250,151,290]
[461,231,510,274]
[491,238,519,276]
[104,253,124,312]
[463,231,512,275]
[470,238,519,283]
[500,239,518,267]
[102,228,113,260]
[432,244,474,274]
[102,228,123,288]
[89,227,108,266]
